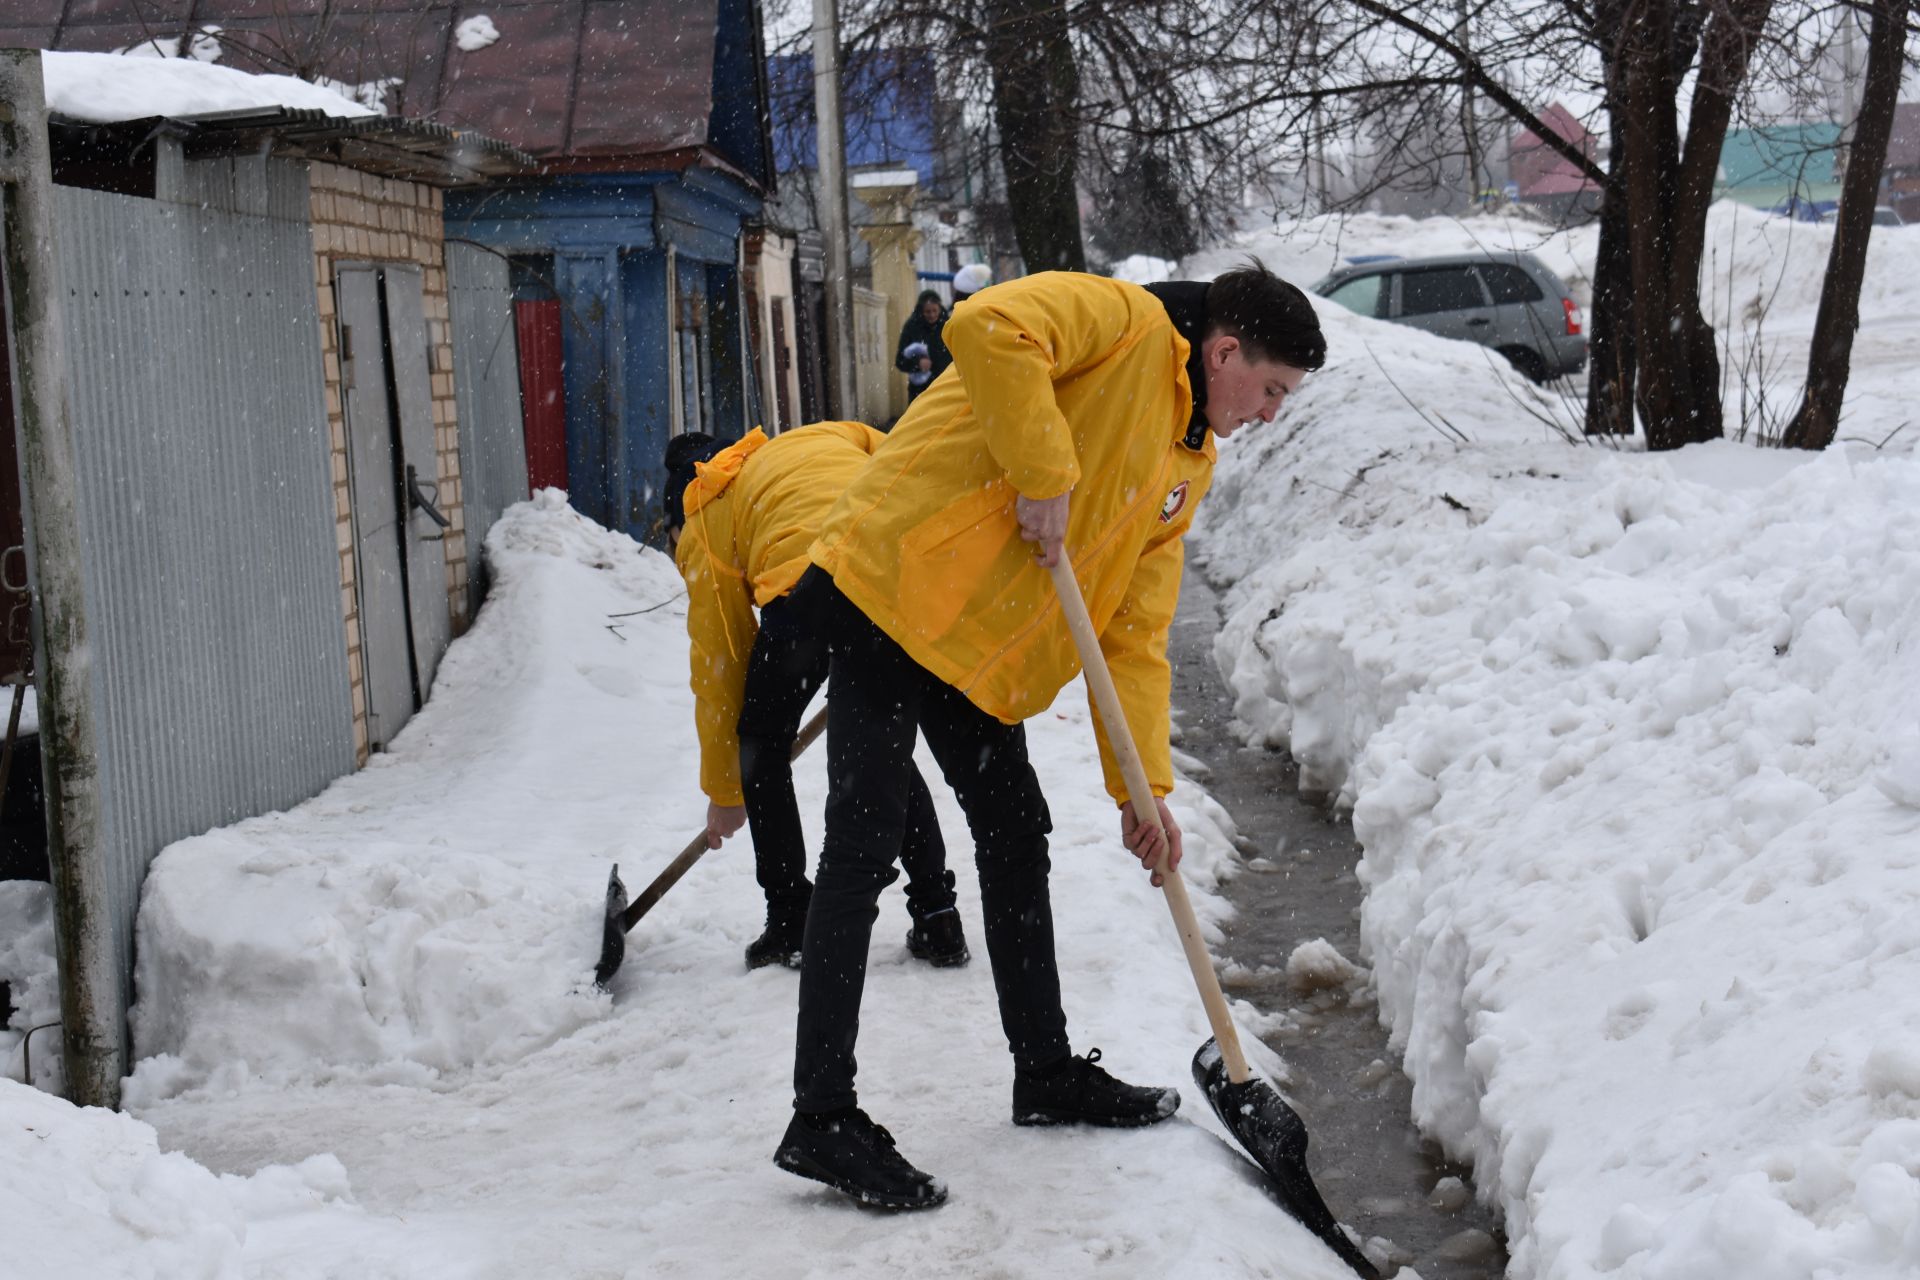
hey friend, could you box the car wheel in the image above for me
[1499,347,1550,384]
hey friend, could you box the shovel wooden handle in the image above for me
[1048,557,1253,1085]
[619,705,829,931]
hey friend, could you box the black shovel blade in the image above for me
[1192,1038,1381,1279]
[594,864,630,989]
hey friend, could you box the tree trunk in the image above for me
[1783,0,1911,450]
[1586,112,1636,435]
[983,0,1085,272]
[1608,0,1724,451]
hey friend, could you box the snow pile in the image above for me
[119,25,223,63]
[1191,213,1920,1276]
[1196,201,1920,452]
[1108,253,1178,285]
[454,16,502,53]
[127,491,664,1093]
[1,1074,497,1279]
[41,50,375,124]
[1,881,58,1091]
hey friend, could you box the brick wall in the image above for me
[307,162,469,764]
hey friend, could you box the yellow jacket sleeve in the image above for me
[1090,528,1186,804]
[679,506,757,807]
[942,274,1134,501]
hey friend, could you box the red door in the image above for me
[514,299,567,494]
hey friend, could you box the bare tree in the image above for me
[1783,0,1913,449]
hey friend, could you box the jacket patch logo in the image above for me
[1159,480,1190,524]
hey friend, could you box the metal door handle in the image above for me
[406,464,452,528]
[0,546,25,593]
[1466,317,1491,327]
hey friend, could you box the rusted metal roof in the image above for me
[1,0,746,168]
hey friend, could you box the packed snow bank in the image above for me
[1,881,58,1090]
[1192,238,1920,1276]
[128,492,664,1091]
[1191,202,1920,453]
[40,49,376,123]
[109,492,1360,1278]
[2,1075,497,1279]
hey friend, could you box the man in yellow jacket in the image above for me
[665,422,968,971]
[772,263,1326,1209]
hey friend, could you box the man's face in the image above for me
[1199,335,1308,439]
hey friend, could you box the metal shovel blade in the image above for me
[594,864,630,989]
[1192,1038,1381,1279]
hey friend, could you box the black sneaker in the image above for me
[773,1107,948,1210]
[906,904,970,967]
[745,895,808,971]
[1012,1048,1181,1128]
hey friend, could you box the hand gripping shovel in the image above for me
[595,706,828,988]
[1048,558,1379,1279]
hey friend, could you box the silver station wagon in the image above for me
[1312,251,1588,383]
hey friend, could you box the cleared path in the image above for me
[1172,574,1510,1279]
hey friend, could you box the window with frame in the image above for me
[1478,264,1545,305]
[1398,268,1487,316]
[1324,273,1386,318]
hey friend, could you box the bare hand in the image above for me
[918,356,932,372]
[705,802,747,849]
[1120,797,1183,886]
[1016,491,1070,567]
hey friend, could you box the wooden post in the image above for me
[0,49,120,1107]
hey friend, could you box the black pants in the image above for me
[737,568,952,919]
[793,575,1068,1113]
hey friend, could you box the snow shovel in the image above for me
[1048,559,1379,1279]
[595,706,828,988]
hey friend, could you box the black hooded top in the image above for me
[1143,280,1211,450]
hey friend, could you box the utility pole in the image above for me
[1457,0,1483,208]
[0,50,119,1108]
[811,0,857,419]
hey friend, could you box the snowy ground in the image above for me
[1186,208,1920,1277]
[3,492,1367,1279]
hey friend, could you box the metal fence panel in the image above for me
[446,241,528,618]
[51,182,355,1036]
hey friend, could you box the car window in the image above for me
[1398,267,1487,315]
[1324,273,1384,318]
[1477,264,1545,305]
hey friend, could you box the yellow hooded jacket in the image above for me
[675,421,888,805]
[808,271,1214,803]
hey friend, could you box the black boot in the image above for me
[773,1107,948,1210]
[745,892,809,971]
[905,872,970,968]
[1012,1048,1181,1128]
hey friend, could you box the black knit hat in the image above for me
[663,432,727,530]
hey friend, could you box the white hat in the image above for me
[953,263,993,298]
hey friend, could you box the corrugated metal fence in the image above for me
[52,179,355,1047]
[445,240,528,619]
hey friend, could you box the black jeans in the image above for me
[793,575,1068,1113]
[737,568,952,919]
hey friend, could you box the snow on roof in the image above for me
[39,50,375,125]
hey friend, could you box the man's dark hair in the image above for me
[1206,259,1327,372]
[663,431,726,531]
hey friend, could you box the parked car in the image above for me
[1311,251,1587,383]
[1872,206,1905,227]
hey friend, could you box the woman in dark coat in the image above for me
[894,290,951,403]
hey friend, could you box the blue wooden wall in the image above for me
[446,166,763,544]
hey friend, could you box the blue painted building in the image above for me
[439,0,777,541]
